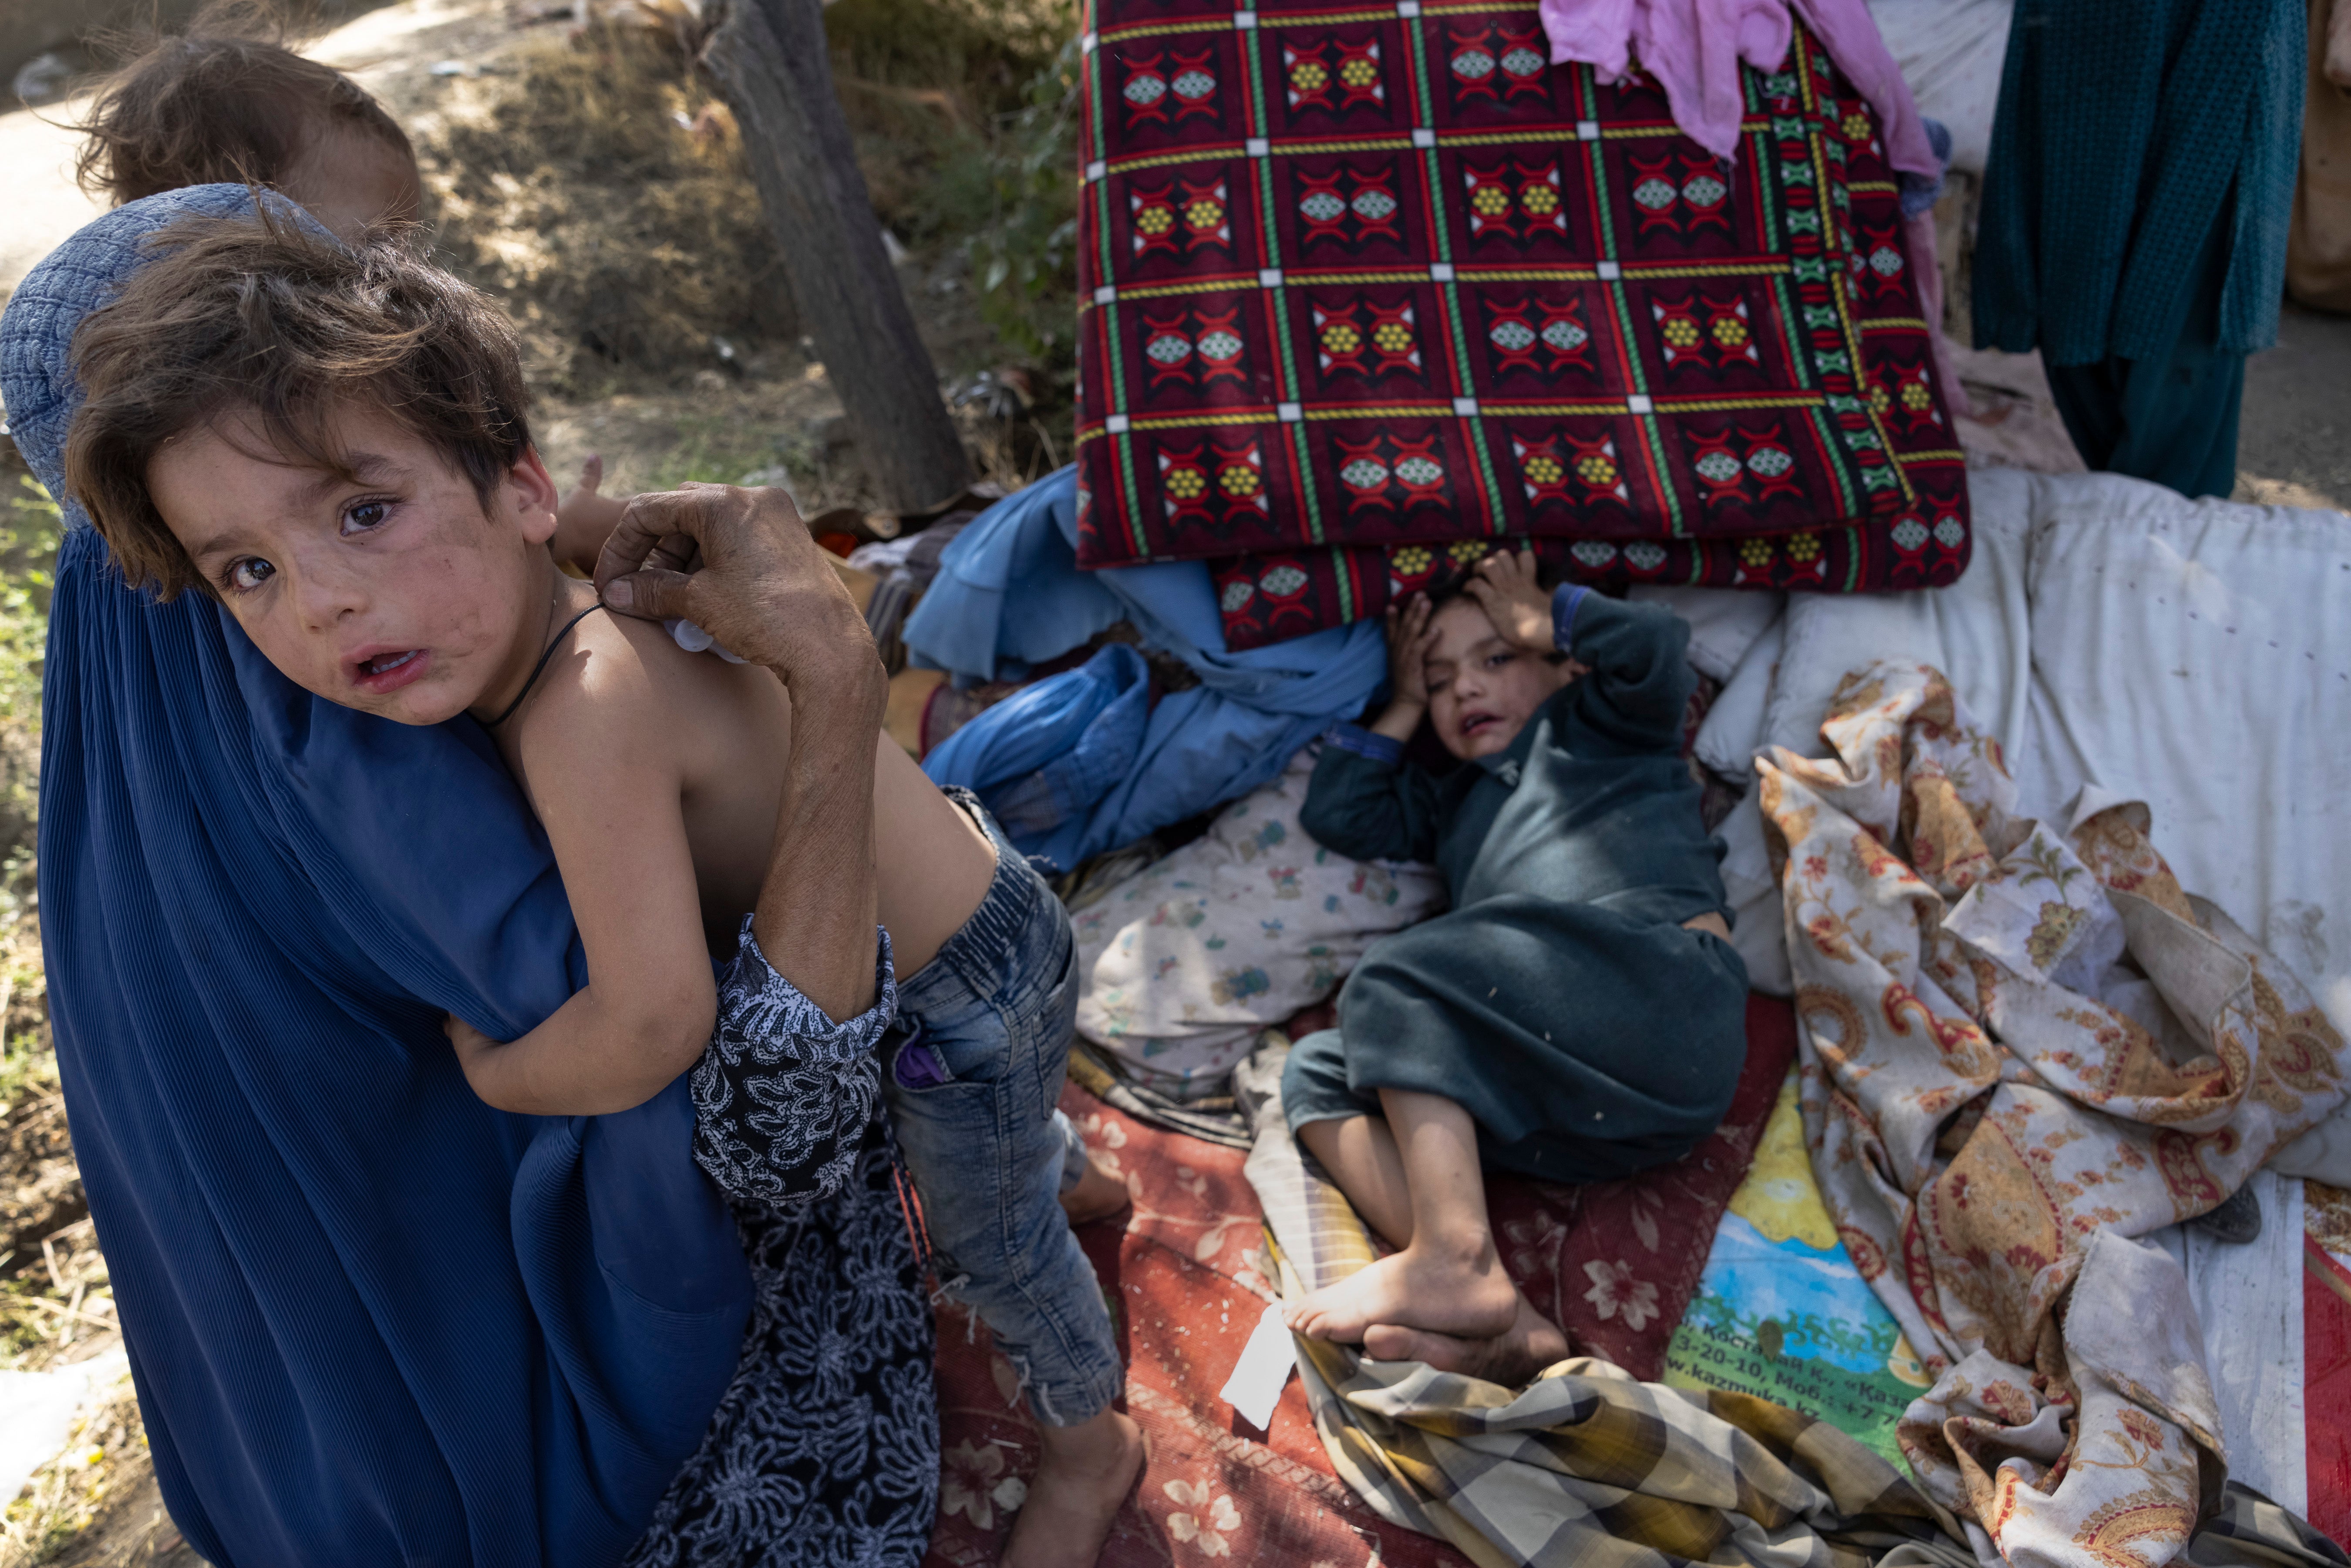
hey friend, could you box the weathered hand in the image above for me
[594,482,881,705]
[1383,595,1437,710]
[1463,546,1553,652]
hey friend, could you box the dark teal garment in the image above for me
[1285,596,1747,1181]
[1976,0,2304,367]
[2043,209,2247,498]
[1300,596,1728,926]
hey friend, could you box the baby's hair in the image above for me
[64,207,532,600]
[73,0,412,206]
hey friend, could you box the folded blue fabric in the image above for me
[926,643,1151,864]
[907,469,1386,865]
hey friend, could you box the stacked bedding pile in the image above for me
[1070,2,1970,649]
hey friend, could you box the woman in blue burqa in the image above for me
[0,185,939,1564]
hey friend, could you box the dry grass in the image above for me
[0,460,136,1568]
[417,24,798,397]
[0,1374,149,1568]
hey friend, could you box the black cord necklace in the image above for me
[484,601,604,728]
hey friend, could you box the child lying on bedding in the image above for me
[62,215,1139,1568]
[1281,550,1747,1383]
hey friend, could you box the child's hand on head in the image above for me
[1462,547,1553,653]
[1383,595,1439,712]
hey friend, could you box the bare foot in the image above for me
[1281,1235,1517,1346]
[1362,1290,1571,1386]
[1057,1157,1132,1227]
[1002,1407,1145,1568]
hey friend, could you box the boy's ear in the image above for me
[505,447,560,547]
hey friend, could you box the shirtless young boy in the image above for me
[62,215,1139,1568]
[1278,552,1747,1383]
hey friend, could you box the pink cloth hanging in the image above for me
[1538,0,1960,405]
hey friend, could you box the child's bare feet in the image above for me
[1057,1156,1132,1226]
[1003,1406,1145,1568]
[1362,1291,1571,1386]
[1281,1233,1517,1346]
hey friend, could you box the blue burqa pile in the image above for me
[0,188,750,1564]
[909,470,1388,867]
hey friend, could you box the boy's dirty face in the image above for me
[145,403,559,726]
[1424,596,1573,761]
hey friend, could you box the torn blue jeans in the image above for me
[883,789,1121,1427]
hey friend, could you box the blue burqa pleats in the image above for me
[906,470,1388,866]
[0,187,751,1565]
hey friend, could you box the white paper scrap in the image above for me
[1218,1301,1297,1431]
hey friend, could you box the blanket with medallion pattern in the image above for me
[1071,5,1969,649]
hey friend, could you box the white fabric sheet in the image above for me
[1733,469,2351,1517]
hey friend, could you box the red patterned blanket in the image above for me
[1071,4,1968,649]
[921,996,1794,1565]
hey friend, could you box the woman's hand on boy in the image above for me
[594,481,883,713]
[1464,547,1553,653]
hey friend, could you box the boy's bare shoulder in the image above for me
[507,602,781,783]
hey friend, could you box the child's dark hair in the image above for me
[1424,548,1572,661]
[64,208,532,600]
[73,1,412,206]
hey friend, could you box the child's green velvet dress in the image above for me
[1281,592,1748,1183]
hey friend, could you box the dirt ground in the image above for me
[0,3,2344,1561]
[2240,302,2351,511]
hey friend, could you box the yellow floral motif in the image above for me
[1184,196,1225,231]
[1901,380,1933,411]
[1218,463,1260,498]
[2025,901,2088,971]
[1320,322,1362,355]
[1868,383,1892,414]
[1841,111,1870,142]
[1523,453,1564,485]
[1662,318,1701,348]
[1520,181,1559,216]
[1471,185,1512,217]
[1290,60,1329,93]
[1372,321,1414,354]
[1339,57,1379,88]
[1391,545,1432,574]
[1574,453,1619,487]
[1786,532,1821,562]
[1448,539,1485,563]
[1710,314,1750,348]
[1165,467,1207,500]
[1739,536,1774,566]
[1135,205,1175,236]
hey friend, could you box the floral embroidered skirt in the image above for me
[624,1137,940,1567]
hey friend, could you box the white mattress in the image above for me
[1703,468,2351,1043]
[1681,468,2351,1517]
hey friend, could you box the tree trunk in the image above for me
[701,0,972,513]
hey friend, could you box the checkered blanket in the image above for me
[1072,4,1970,649]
